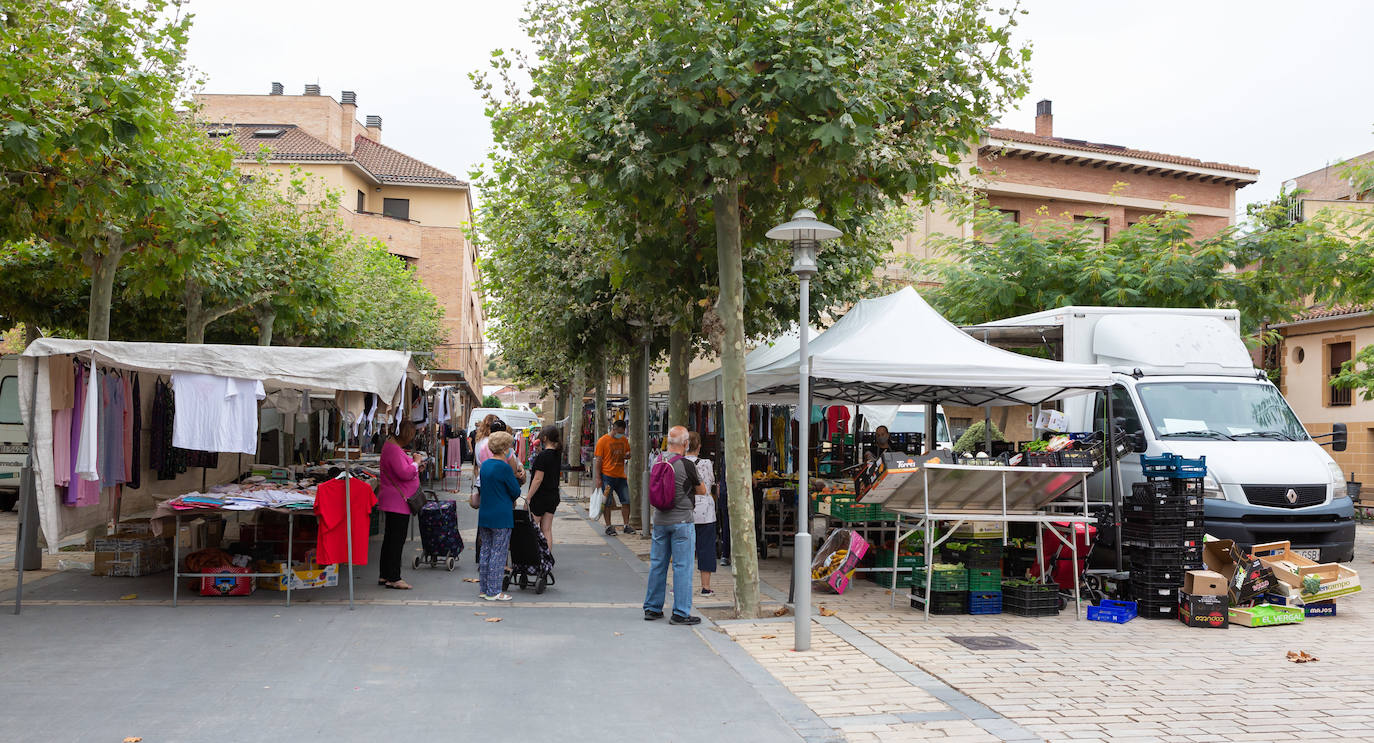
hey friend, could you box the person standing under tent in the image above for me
[593,420,635,536]
[865,425,893,462]
[526,425,563,546]
[643,426,705,625]
[477,431,521,601]
[378,420,423,590]
[685,432,717,597]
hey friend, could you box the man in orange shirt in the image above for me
[593,420,635,536]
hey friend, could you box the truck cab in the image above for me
[0,355,25,511]
[973,308,1355,563]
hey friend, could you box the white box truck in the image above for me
[971,307,1355,563]
[0,355,25,510]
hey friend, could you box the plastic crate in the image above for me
[910,588,968,615]
[1134,598,1179,620]
[940,541,1002,569]
[831,501,882,522]
[1131,565,1191,584]
[968,591,1003,615]
[915,566,969,592]
[968,568,1003,592]
[1122,523,1204,547]
[1124,501,1204,522]
[1001,581,1060,616]
[1003,600,1060,617]
[1024,452,1058,468]
[1087,599,1137,623]
[1126,545,1203,568]
[867,570,915,588]
[1140,453,1207,479]
[1056,449,1099,469]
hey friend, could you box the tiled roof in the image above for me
[352,136,465,187]
[985,127,1259,176]
[1288,304,1370,323]
[208,124,350,162]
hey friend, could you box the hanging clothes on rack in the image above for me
[151,378,188,481]
[129,375,142,490]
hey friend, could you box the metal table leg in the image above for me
[172,512,180,608]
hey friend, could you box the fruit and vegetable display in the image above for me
[812,549,850,581]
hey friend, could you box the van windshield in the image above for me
[1135,381,1308,442]
[890,411,950,442]
[0,375,18,425]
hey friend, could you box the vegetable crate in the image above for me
[915,566,969,592]
[1001,581,1060,617]
[1087,599,1137,623]
[1135,597,1179,620]
[911,588,968,615]
[830,501,883,523]
[968,568,1003,592]
[1127,545,1203,570]
[872,550,925,571]
[968,591,1002,615]
[868,571,915,589]
[940,541,1002,569]
[1139,453,1207,479]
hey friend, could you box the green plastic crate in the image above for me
[866,570,915,588]
[914,566,968,592]
[968,568,1003,592]
[832,501,883,522]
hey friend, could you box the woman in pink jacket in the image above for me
[378,420,423,589]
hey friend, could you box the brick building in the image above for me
[887,100,1260,279]
[1273,151,1374,488]
[193,84,483,415]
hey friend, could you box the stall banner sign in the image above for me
[1035,410,1069,433]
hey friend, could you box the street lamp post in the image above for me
[767,208,841,652]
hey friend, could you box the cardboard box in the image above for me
[255,560,339,591]
[1229,603,1304,628]
[1260,591,1338,617]
[1202,540,1275,603]
[951,521,1006,539]
[1178,591,1229,628]
[1183,570,1227,596]
[1251,540,1362,602]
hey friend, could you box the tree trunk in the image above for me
[184,280,208,344]
[713,180,759,618]
[566,366,586,471]
[22,323,40,347]
[629,338,648,531]
[85,233,126,341]
[669,328,690,428]
[252,304,277,346]
[595,357,608,444]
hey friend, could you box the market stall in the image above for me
[744,287,1116,620]
[13,339,422,614]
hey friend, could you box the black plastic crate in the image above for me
[1135,601,1179,620]
[1124,501,1204,522]
[1131,565,1191,583]
[1122,512,1204,531]
[1056,449,1099,469]
[940,541,1002,569]
[910,588,968,615]
[1127,546,1203,567]
[1003,600,1060,617]
[1122,522,1204,543]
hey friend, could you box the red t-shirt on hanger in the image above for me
[314,477,378,566]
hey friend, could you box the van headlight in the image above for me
[1328,461,1345,485]
[1202,473,1224,499]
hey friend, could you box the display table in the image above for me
[872,462,1096,620]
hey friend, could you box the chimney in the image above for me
[340,91,358,150]
[1035,99,1053,137]
[304,83,321,96]
[365,114,382,143]
[270,81,284,95]
[341,90,357,105]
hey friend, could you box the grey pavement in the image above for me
[0,484,807,743]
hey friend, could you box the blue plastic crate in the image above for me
[1087,599,1138,623]
[1140,453,1206,479]
[968,591,1002,615]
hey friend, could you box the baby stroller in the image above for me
[504,508,556,594]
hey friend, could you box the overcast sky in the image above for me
[185,0,1374,216]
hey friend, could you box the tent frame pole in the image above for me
[12,356,40,615]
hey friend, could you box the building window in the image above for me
[997,209,1019,224]
[356,190,366,213]
[382,198,410,221]
[1075,215,1107,244]
[1329,341,1353,407]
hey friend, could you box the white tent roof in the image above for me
[686,325,817,402]
[747,286,1112,406]
[18,340,420,550]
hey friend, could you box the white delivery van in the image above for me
[858,404,953,451]
[972,308,1355,562]
[465,407,543,433]
[0,355,26,510]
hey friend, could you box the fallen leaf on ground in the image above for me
[1287,650,1318,663]
[123,738,142,742]
[473,612,486,616]
[119,593,137,601]
[818,606,836,617]
[614,632,623,636]
[772,607,789,617]
[462,578,479,583]
[485,617,502,623]
[761,635,777,639]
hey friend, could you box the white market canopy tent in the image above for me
[18,339,422,551]
[687,325,818,402]
[746,286,1113,406]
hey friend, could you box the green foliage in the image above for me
[481,394,504,409]
[952,420,1005,454]
[319,238,445,360]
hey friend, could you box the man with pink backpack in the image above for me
[642,426,706,625]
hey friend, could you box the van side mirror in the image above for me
[1332,423,1348,452]
[1113,417,1148,454]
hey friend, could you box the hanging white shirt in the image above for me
[75,364,100,482]
[171,373,266,454]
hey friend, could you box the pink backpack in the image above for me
[649,455,684,511]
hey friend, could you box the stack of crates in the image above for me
[910,565,969,614]
[943,540,1003,615]
[1000,580,1060,616]
[1126,454,1206,620]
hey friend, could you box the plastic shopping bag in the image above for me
[589,487,605,520]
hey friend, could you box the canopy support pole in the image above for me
[983,406,992,454]
[923,404,936,454]
[1105,388,1124,572]
[12,356,41,615]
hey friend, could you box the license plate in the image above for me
[1295,548,1321,561]
[0,444,27,454]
